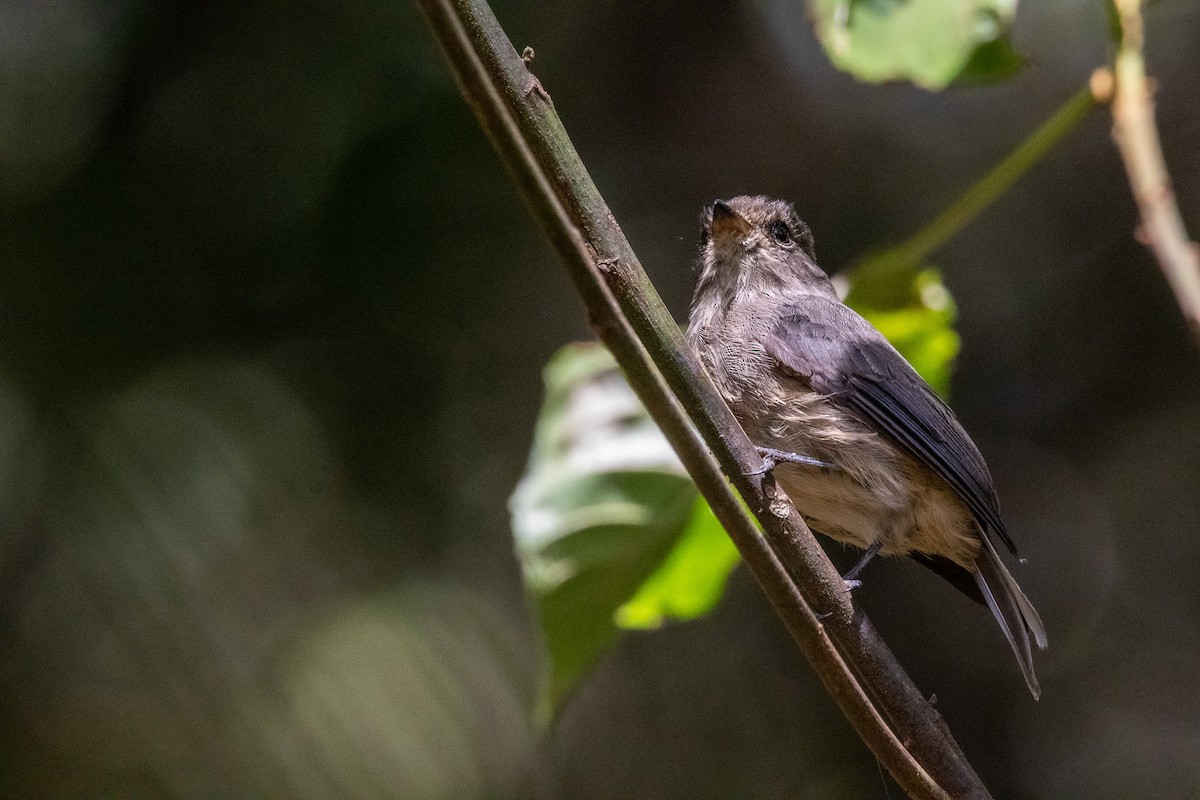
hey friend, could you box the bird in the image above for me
[686,195,1047,697]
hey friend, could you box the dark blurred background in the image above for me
[0,0,1198,797]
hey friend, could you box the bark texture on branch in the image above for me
[1110,0,1200,344]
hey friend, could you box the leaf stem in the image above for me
[849,85,1096,298]
[899,87,1096,265]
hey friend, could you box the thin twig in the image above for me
[1109,0,1200,344]
[886,87,1096,268]
[417,0,990,797]
[846,86,1096,307]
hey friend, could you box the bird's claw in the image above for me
[748,446,837,476]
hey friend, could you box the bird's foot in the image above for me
[748,446,837,476]
[839,541,883,591]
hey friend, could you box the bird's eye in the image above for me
[769,220,793,245]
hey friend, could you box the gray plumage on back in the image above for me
[687,195,1047,697]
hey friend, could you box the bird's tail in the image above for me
[973,533,1048,699]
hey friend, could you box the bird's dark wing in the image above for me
[763,297,1015,555]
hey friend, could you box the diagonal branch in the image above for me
[417,0,990,796]
[1108,0,1200,345]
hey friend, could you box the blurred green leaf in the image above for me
[511,343,719,721]
[956,35,1026,85]
[853,270,960,397]
[809,0,1022,89]
[1105,0,1121,43]
[615,495,740,630]
[845,252,961,398]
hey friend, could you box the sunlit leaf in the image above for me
[808,0,1022,89]
[843,251,961,398]
[511,343,716,721]
[615,496,740,630]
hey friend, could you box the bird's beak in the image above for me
[710,200,751,241]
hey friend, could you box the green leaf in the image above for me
[615,495,740,630]
[809,0,1022,89]
[955,35,1026,86]
[510,343,713,721]
[1105,0,1121,44]
[844,253,961,397]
